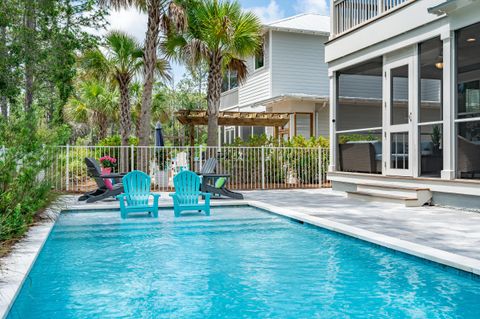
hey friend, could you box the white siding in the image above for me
[317,106,329,137]
[271,32,329,97]
[220,89,239,110]
[238,33,271,106]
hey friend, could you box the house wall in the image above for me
[220,88,239,110]
[271,32,329,97]
[238,33,271,106]
[317,105,330,137]
[327,0,480,203]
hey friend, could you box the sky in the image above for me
[105,0,330,84]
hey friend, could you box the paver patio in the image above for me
[241,189,480,261]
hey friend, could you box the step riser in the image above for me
[348,184,432,207]
[357,187,417,197]
[348,193,409,206]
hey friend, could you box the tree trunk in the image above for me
[138,1,161,147]
[118,77,132,172]
[24,1,36,113]
[206,58,222,147]
[0,96,7,119]
[0,24,7,119]
[97,112,108,141]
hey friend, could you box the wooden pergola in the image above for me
[175,109,290,146]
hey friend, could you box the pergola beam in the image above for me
[175,110,290,127]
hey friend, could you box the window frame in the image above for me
[294,112,314,138]
[254,42,265,71]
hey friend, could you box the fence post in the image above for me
[318,147,322,188]
[65,144,70,192]
[261,146,265,190]
[130,144,134,171]
[199,145,203,171]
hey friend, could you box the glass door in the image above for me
[384,58,414,176]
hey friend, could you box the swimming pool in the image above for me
[7,206,480,318]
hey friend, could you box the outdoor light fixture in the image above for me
[467,37,476,42]
[435,55,444,70]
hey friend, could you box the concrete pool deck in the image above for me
[1,189,480,317]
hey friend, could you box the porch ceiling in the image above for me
[175,110,290,127]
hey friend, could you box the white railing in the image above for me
[333,0,410,36]
[41,145,330,193]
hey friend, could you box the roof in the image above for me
[264,13,330,36]
[175,110,290,127]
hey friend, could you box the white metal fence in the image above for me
[37,145,330,193]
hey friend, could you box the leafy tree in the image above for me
[99,0,186,147]
[65,80,119,142]
[166,0,262,146]
[80,31,144,147]
[0,0,107,123]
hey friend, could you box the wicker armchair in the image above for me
[339,142,381,174]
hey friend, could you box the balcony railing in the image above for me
[333,0,411,36]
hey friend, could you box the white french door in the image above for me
[384,57,414,176]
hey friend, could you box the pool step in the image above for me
[346,183,432,207]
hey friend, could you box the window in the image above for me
[419,37,443,123]
[336,57,383,174]
[391,65,409,125]
[221,70,238,93]
[456,22,480,179]
[254,43,265,70]
[420,124,443,177]
[294,113,313,138]
[418,37,443,177]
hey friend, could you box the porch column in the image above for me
[329,71,337,172]
[441,31,456,180]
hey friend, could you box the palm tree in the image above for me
[99,0,186,147]
[65,80,119,142]
[81,31,144,147]
[166,0,262,146]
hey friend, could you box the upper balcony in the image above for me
[332,0,413,37]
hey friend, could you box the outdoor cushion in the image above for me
[215,177,227,189]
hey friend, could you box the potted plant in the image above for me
[99,155,117,175]
[431,125,442,155]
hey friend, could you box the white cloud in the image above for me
[247,0,285,23]
[294,0,329,15]
[106,8,148,42]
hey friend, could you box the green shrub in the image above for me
[97,135,138,146]
[0,112,66,251]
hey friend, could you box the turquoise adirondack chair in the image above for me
[117,170,160,219]
[169,170,211,217]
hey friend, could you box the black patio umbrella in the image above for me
[155,122,164,147]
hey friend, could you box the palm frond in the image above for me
[226,57,248,84]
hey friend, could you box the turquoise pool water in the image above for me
[7,206,480,318]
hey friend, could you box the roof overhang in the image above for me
[175,110,290,127]
[262,25,329,37]
[428,0,477,15]
[250,94,329,108]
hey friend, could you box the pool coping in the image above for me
[1,198,480,318]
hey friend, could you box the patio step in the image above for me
[346,183,432,207]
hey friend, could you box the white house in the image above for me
[325,0,480,209]
[220,13,331,143]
